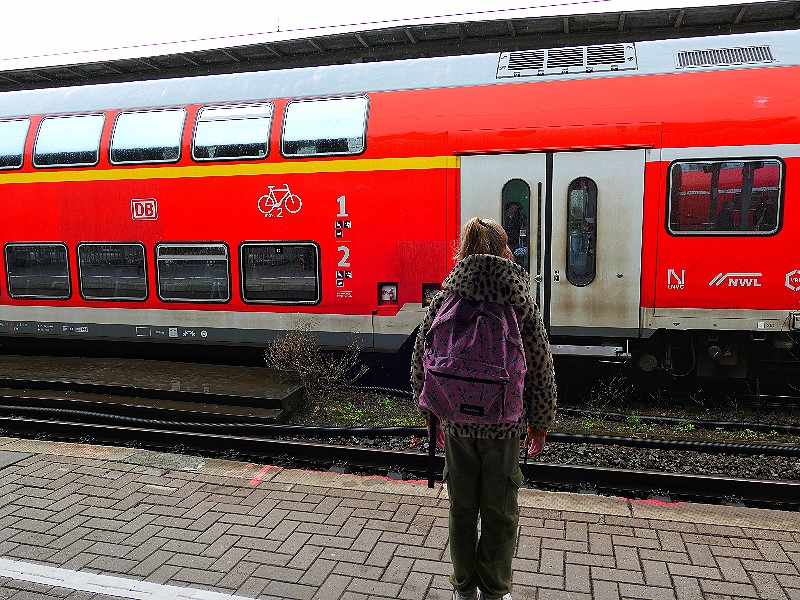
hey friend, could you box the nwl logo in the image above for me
[709,272,762,287]
[131,198,158,220]
[667,269,685,290]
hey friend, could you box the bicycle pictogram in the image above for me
[258,184,303,217]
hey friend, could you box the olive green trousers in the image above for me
[444,434,523,599]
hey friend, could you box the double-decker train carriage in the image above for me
[0,29,799,378]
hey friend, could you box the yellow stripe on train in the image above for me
[0,155,461,185]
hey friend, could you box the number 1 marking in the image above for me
[336,195,348,217]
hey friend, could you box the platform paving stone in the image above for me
[0,436,798,599]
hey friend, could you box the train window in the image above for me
[502,179,531,273]
[668,159,783,235]
[5,243,70,299]
[77,243,147,301]
[155,243,230,302]
[566,177,597,287]
[111,108,186,164]
[240,242,320,304]
[193,103,273,161]
[33,114,104,168]
[0,118,30,169]
[282,96,368,157]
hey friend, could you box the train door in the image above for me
[460,149,645,354]
[460,153,547,303]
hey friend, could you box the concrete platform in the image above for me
[0,355,304,417]
[0,435,798,599]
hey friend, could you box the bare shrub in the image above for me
[265,323,368,412]
[588,373,635,408]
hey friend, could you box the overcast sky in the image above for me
[1,0,757,70]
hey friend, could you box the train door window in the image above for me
[77,243,147,301]
[111,108,186,164]
[668,159,783,235]
[193,103,273,161]
[5,243,71,299]
[501,179,531,272]
[566,177,598,287]
[33,114,104,168]
[240,242,320,304]
[0,118,30,169]
[155,243,230,302]
[282,96,368,157]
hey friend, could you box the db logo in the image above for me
[131,198,158,220]
[786,270,800,292]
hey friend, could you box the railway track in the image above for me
[1,414,799,506]
[0,384,798,507]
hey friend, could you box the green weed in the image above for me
[580,417,606,430]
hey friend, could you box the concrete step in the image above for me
[0,354,305,421]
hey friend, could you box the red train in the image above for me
[0,29,798,379]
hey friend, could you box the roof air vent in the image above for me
[498,43,636,79]
[507,49,545,71]
[676,45,776,69]
[546,47,585,69]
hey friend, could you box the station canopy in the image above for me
[1,1,799,91]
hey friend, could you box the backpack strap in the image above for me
[427,415,438,489]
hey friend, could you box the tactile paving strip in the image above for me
[0,450,30,471]
[0,439,135,460]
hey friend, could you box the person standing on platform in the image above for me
[411,217,557,600]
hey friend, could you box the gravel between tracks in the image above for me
[536,443,800,481]
[287,388,800,483]
[280,433,800,482]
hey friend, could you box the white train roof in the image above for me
[0,1,798,94]
[0,28,798,118]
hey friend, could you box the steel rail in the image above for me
[520,463,800,505]
[1,398,799,456]
[1,415,798,505]
[546,432,800,457]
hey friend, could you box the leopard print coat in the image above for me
[411,253,557,439]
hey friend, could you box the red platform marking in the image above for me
[248,465,272,486]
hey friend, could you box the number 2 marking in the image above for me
[337,246,351,267]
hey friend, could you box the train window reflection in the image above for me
[282,96,368,157]
[668,159,783,235]
[156,243,230,303]
[502,179,531,273]
[241,243,320,304]
[0,119,30,169]
[111,108,186,164]
[5,243,71,299]
[33,114,104,168]
[78,244,147,301]
[193,103,273,161]
[566,177,597,287]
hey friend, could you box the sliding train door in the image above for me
[460,153,547,306]
[548,150,645,337]
[460,149,645,352]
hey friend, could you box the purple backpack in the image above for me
[419,294,527,424]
